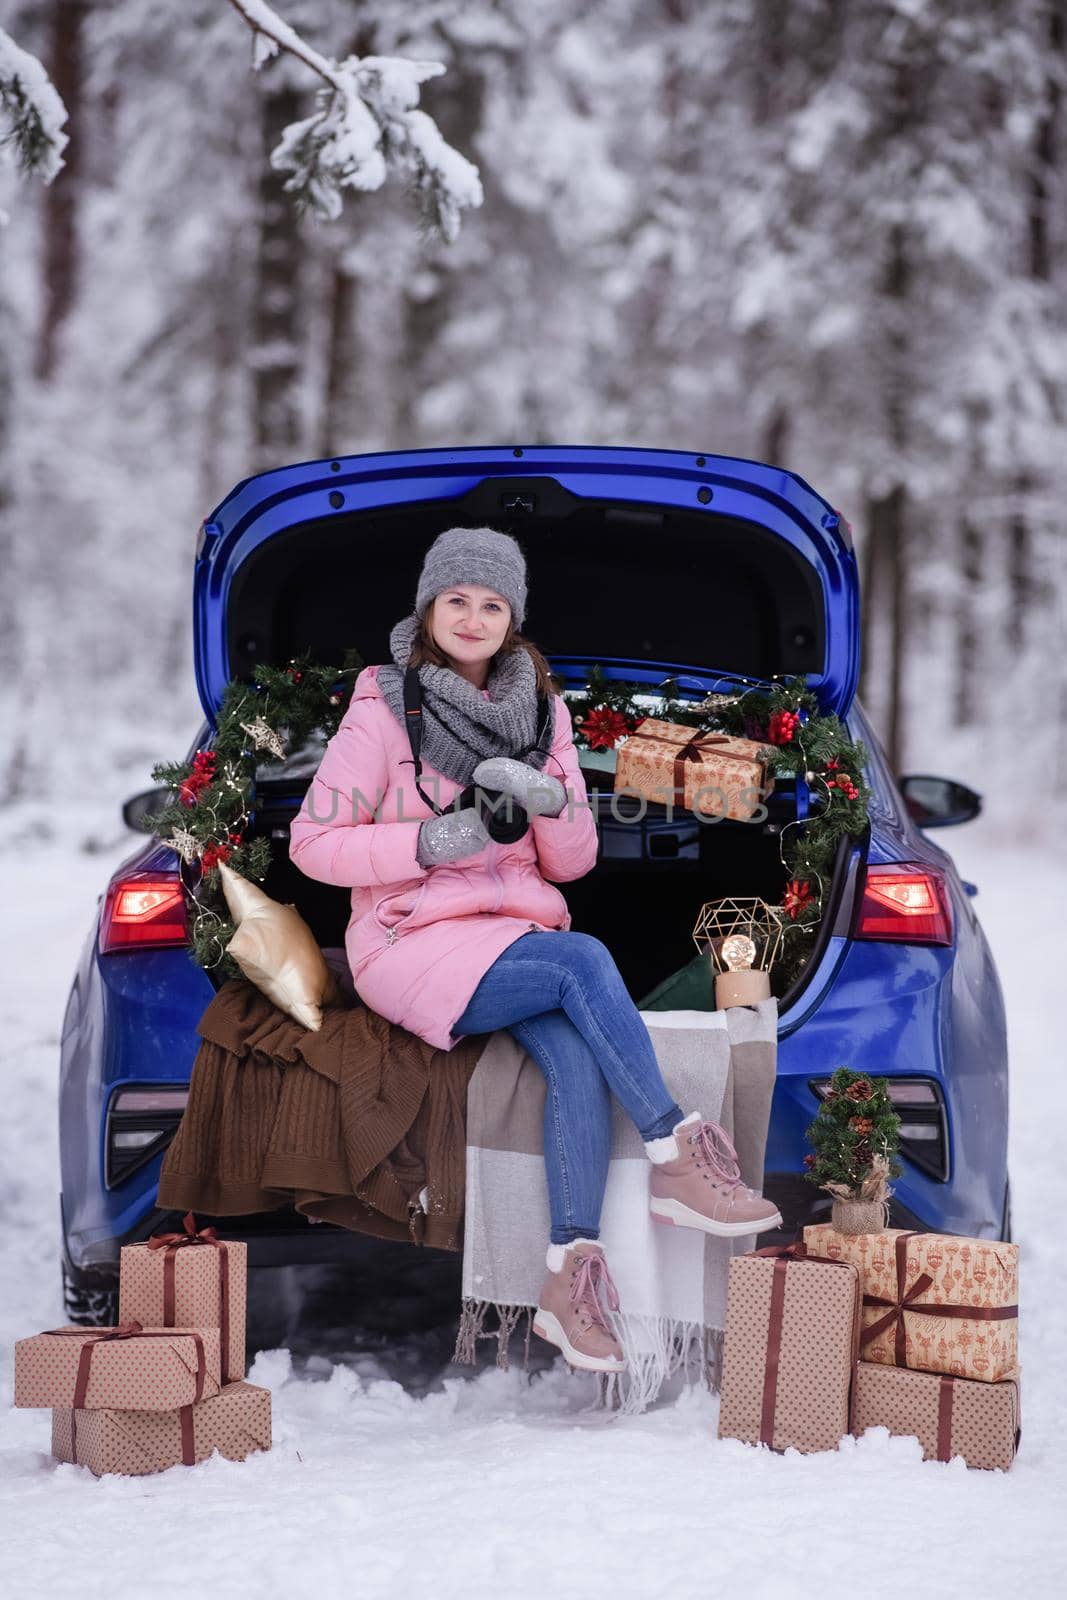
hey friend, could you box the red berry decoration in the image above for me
[179,750,217,806]
[200,842,231,872]
[767,709,799,745]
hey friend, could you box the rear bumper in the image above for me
[61,1194,431,1291]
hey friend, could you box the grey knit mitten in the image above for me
[416,808,491,868]
[472,757,567,819]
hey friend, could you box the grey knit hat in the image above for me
[414,526,528,628]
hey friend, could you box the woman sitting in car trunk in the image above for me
[289,525,781,1374]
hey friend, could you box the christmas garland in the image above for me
[143,649,363,975]
[563,668,871,983]
[146,653,869,987]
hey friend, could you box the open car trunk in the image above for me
[195,448,862,1015]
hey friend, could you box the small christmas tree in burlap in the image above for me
[804,1067,902,1235]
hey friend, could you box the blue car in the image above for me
[58,446,1008,1324]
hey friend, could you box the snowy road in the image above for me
[1,809,1064,1600]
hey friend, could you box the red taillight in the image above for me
[100,873,188,953]
[854,865,953,945]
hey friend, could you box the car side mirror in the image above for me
[122,786,172,832]
[899,774,982,829]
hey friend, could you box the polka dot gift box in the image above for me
[52,1380,272,1477]
[717,1246,862,1454]
[14,1324,222,1410]
[118,1213,247,1387]
[852,1360,1020,1471]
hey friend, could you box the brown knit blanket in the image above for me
[157,980,485,1250]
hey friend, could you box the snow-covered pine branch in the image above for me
[0,26,69,222]
[224,0,483,237]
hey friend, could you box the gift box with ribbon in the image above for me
[51,1379,272,1477]
[802,1225,1018,1383]
[615,719,775,822]
[717,1244,861,1454]
[119,1212,247,1386]
[852,1359,1020,1471]
[14,1323,221,1411]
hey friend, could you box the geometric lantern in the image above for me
[691,897,787,1008]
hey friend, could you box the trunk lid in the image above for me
[193,446,859,723]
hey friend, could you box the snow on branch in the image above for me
[0,26,69,222]
[224,0,483,237]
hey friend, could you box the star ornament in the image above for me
[168,826,203,864]
[239,715,286,761]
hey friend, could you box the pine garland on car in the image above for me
[143,648,363,973]
[145,656,869,983]
[563,669,871,979]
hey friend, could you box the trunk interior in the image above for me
[226,490,845,1010]
[254,774,816,1011]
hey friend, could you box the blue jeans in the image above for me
[453,931,684,1245]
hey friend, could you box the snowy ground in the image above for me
[1,792,1065,1600]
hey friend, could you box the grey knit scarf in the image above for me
[376,614,553,787]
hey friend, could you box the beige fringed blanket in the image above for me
[455,1001,778,1413]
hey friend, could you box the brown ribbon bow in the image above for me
[148,1212,232,1384]
[860,1232,1018,1369]
[45,1322,206,1466]
[750,1242,862,1450]
[629,723,767,808]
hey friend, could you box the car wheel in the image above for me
[999,1176,1013,1243]
[62,1262,118,1327]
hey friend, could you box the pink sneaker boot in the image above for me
[646,1113,783,1237]
[532,1241,626,1373]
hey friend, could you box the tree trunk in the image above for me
[251,86,304,469]
[34,0,88,380]
[954,513,982,725]
[1028,2,1063,283]
[318,263,360,457]
[1011,5,1064,651]
[860,483,907,771]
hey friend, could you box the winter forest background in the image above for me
[2,0,1066,843]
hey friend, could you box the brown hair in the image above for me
[409,607,558,697]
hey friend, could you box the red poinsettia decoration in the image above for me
[200,842,231,872]
[179,750,216,807]
[782,878,815,919]
[767,709,800,745]
[578,707,635,750]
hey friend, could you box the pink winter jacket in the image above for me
[288,664,599,1051]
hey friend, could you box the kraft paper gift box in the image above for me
[615,719,775,822]
[119,1214,247,1385]
[717,1248,861,1454]
[52,1380,271,1477]
[852,1360,1020,1471]
[15,1324,222,1410]
[802,1225,1018,1383]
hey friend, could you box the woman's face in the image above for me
[429,585,512,678]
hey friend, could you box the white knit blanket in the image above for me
[455,1000,778,1413]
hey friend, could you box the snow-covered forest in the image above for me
[4,7,1067,1592]
[2,0,1065,840]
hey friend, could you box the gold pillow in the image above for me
[218,861,345,1030]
